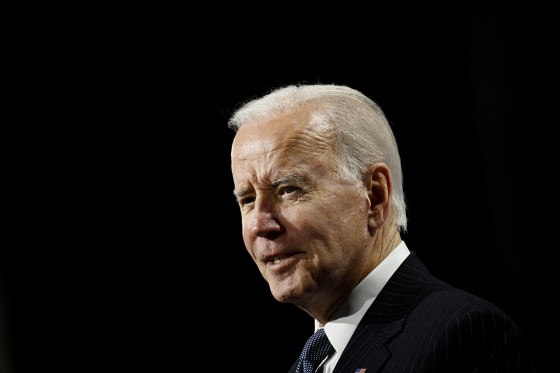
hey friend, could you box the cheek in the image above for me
[241,225,253,248]
[319,195,370,243]
[239,220,254,254]
[318,191,368,225]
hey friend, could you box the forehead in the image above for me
[231,108,335,181]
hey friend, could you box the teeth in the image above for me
[273,259,281,264]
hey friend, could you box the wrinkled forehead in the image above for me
[231,108,336,185]
[231,106,333,159]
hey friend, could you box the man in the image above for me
[228,84,535,372]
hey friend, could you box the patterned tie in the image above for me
[295,328,334,373]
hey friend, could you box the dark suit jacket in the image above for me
[288,251,535,372]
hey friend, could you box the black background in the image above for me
[1,5,554,373]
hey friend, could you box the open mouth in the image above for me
[267,255,289,264]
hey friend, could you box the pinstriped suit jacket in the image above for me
[288,251,536,373]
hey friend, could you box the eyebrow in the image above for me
[232,188,247,200]
[232,173,308,199]
[271,173,307,187]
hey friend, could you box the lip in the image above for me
[263,251,301,268]
[266,255,299,271]
[263,251,294,263]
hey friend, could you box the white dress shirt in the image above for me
[316,241,410,373]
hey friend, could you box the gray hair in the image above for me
[228,84,407,233]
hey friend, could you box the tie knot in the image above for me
[296,328,334,373]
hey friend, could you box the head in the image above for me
[228,84,406,323]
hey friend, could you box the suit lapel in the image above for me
[333,252,429,373]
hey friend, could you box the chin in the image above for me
[269,281,306,304]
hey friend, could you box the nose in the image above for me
[249,200,283,238]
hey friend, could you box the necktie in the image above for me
[295,328,334,373]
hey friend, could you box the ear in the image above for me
[364,163,392,231]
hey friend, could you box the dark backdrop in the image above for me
[1,5,553,373]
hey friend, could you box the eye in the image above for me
[282,186,298,195]
[279,185,301,198]
[238,196,255,207]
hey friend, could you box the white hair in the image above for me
[228,84,407,232]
